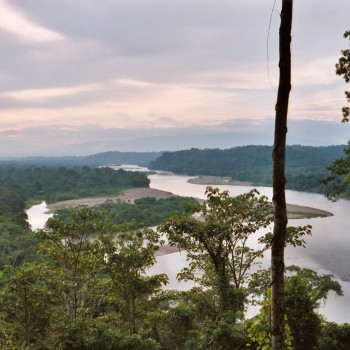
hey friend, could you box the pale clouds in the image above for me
[0,0,63,43]
[0,0,349,155]
[0,84,98,102]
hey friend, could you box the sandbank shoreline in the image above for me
[46,185,332,256]
[47,185,333,219]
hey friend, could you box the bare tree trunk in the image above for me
[271,1,292,349]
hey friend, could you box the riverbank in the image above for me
[30,170,349,323]
[188,176,332,219]
[46,188,177,213]
[188,175,252,186]
[47,185,333,219]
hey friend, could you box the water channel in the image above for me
[27,166,350,323]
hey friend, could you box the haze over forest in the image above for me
[1,0,350,156]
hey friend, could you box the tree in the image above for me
[37,209,105,326]
[98,226,168,336]
[271,0,293,349]
[319,322,350,350]
[0,263,56,348]
[35,208,167,349]
[247,266,342,350]
[322,30,350,200]
[160,186,309,319]
[337,31,350,123]
[160,186,274,317]
[284,266,342,350]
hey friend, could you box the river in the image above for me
[27,166,350,323]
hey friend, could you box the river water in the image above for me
[27,167,350,323]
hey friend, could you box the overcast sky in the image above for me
[0,0,349,156]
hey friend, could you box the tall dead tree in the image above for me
[271,0,293,349]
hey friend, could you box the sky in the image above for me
[0,0,350,157]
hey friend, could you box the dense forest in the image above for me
[0,164,149,205]
[0,151,349,349]
[149,145,346,194]
[55,196,198,227]
[0,164,150,269]
[4,145,346,197]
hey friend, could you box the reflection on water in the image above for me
[26,166,350,323]
[148,171,350,323]
[26,201,53,231]
[108,164,150,172]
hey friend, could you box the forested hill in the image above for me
[83,151,162,166]
[0,151,162,167]
[149,145,346,193]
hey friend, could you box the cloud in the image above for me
[0,0,63,43]
[0,0,349,157]
[0,84,99,102]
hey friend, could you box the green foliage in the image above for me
[248,266,343,350]
[0,221,39,268]
[160,186,274,316]
[336,30,350,122]
[0,318,29,350]
[152,288,248,350]
[36,209,108,327]
[0,174,347,349]
[247,289,293,350]
[323,30,350,200]
[322,141,350,202]
[0,165,41,269]
[55,196,198,227]
[98,227,168,335]
[149,145,345,193]
[0,263,56,348]
[18,208,166,349]
[0,164,149,268]
[185,312,247,350]
[318,321,350,350]
[284,266,342,350]
[160,186,310,319]
[0,164,149,205]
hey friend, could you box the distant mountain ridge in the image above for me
[0,151,163,167]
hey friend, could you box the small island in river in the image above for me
[47,184,333,220]
[45,184,333,257]
[188,176,333,219]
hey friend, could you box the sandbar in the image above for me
[47,185,332,219]
[46,188,177,213]
[46,186,332,256]
[188,176,332,219]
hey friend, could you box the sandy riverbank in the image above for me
[188,176,333,219]
[46,188,177,213]
[46,186,332,256]
[188,175,252,186]
[47,185,332,219]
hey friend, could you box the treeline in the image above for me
[1,159,350,349]
[149,145,346,193]
[0,164,149,268]
[0,190,349,349]
[0,164,149,205]
[55,196,198,227]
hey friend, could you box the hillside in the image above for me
[149,145,346,193]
